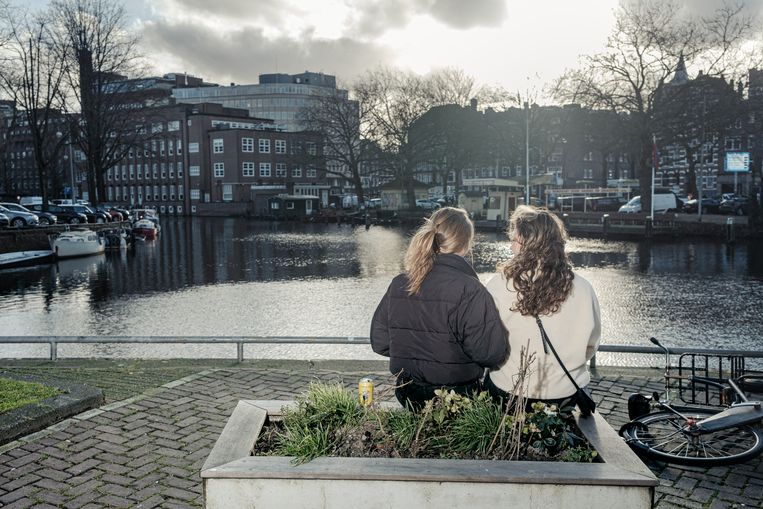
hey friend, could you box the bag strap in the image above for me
[534,315,584,393]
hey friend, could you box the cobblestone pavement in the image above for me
[0,364,761,509]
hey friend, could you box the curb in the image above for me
[0,371,104,446]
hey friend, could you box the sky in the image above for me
[23,0,763,95]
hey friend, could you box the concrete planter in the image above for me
[202,400,657,509]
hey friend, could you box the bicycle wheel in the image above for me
[621,409,763,466]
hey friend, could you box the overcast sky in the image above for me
[23,0,763,94]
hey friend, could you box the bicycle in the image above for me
[619,337,763,466]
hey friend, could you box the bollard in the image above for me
[601,214,610,237]
[562,213,569,230]
[726,217,735,244]
[495,215,502,233]
[645,216,653,238]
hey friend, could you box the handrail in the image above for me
[2,336,763,363]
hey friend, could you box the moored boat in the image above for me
[52,230,105,258]
[133,219,159,240]
[0,250,55,269]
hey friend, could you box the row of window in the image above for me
[107,184,184,202]
[107,163,184,181]
[127,139,183,159]
[212,162,317,178]
[212,138,315,155]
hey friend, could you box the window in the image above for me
[153,185,159,201]
[107,169,112,181]
[162,185,167,201]
[306,142,316,156]
[189,165,200,177]
[177,139,183,154]
[275,139,286,154]
[259,138,270,153]
[178,185,184,199]
[137,166,142,179]
[168,140,174,155]
[213,139,224,153]
[161,163,166,179]
[151,122,163,133]
[169,162,174,179]
[190,189,200,200]
[214,162,224,177]
[177,162,183,177]
[223,184,233,202]
[286,202,295,210]
[167,120,180,131]
[259,162,271,177]
[306,167,317,178]
[292,166,302,178]
[160,140,165,156]
[275,163,287,177]
[243,162,254,177]
[129,165,135,180]
[152,164,158,179]
[188,142,199,153]
[242,137,254,152]
[170,185,176,200]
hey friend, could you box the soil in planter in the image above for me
[252,384,599,464]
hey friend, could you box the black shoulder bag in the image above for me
[534,316,596,417]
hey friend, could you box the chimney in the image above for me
[470,98,478,110]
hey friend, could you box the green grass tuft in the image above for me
[0,377,61,414]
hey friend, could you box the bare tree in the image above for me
[355,67,487,207]
[52,0,143,205]
[552,0,757,213]
[297,90,372,204]
[0,4,70,208]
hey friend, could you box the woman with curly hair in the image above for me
[371,207,508,410]
[485,205,600,408]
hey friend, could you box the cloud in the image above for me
[167,0,291,23]
[677,0,763,17]
[346,0,508,36]
[139,19,394,85]
[428,0,508,29]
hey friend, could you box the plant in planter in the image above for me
[256,382,597,464]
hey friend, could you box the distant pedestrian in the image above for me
[485,205,600,410]
[370,207,508,410]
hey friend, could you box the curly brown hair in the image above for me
[499,205,574,316]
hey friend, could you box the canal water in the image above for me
[1,217,762,365]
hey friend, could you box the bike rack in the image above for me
[676,353,747,406]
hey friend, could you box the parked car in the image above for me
[0,202,57,225]
[27,204,88,224]
[415,199,441,210]
[59,204,109,223]
[96,206,123,222]
[682,197,720,214]
[719,196,749,216]
[585,196,626,212]
[0,204,39,227]
[0,212,9,228]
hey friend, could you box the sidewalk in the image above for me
[0,360,761,508]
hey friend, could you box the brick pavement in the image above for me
[0,365,761,508]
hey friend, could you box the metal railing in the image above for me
[2,336,763,364]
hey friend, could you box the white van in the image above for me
[619,193,681,214]
[19,196,42,207]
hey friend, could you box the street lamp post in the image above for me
[68,141,76,202]
[525,101,530,204]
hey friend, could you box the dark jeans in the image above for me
[395,374,481,412]
[484,373,575,412]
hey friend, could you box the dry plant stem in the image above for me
[507,343,535,460]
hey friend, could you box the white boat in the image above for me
[133,219,160,240]
[52,230,105,258]
[0,250,55,269]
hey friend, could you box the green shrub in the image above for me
[264,383,597,464]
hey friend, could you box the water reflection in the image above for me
[0,218,762,359]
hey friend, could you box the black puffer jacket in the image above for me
[370,254,508,385]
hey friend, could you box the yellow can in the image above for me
[358,377,374,406]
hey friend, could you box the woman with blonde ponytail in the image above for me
[371,207,508,410]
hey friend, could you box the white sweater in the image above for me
[485,272,601,400]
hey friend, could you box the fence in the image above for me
[2,336,763,365]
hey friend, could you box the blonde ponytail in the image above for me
[404,207,474,295]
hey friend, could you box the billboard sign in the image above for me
[725,151,750,173]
